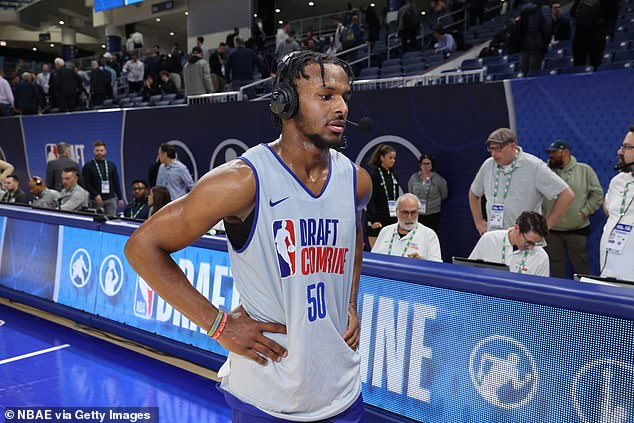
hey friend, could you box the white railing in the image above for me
[187,91,240,104]
[238,76,273,100]
[334,43,372,68]
[352,68,486,90]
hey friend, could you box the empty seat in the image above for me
[614,50,634,62]
[481,56,507,66]
[380,70,402,78]
[134,101,150,107]
[156,100,171,106]
[461,58,483,70]
[597,60,633,71]
[148,94,163,105]
[102,99,115,107]
[545,57,573,69]
[487,63,515,74]
[359,67,380,78]
[402,51,423,61]
[558,65,594,74]
[162,93,177,102]
[528,69,559,76]
[171,98,187,105]
[380,65,402,75]
[403,56,425,66]
[381,58,401,67]
[404,62,427,74]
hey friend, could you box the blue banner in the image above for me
[55,226,234,357]
[21,111,124,194]
[358,273,634,422]
[0,217,58,299]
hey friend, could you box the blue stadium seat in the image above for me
[492,72,520,80]
[545,57,573,69]
[359,67,379,78]
[380,70,403,78]
[380,65,402,75]
[504,53,520,63]
[130,96,143,103]
[614,50,634,62]
[148,95,162,105]
[545,48,568,59]
[481,56,507,66]
[403,56,424,66]
[487,63,515,74]
[597,61,633,71]
[614,32,634,42]
[559,65,594,74]
[381,58,401,68]
[162,93,177,102]
[134,102,149,108]
[528,69,559,77]
[461,58,483,70]
[102,99,114,107]
[404,62,427,74]
[171,98,186,105]
[402,51,423,61]
[156,100,171,106]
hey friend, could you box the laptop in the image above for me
[573,274,634,288]
[452,256,510,272]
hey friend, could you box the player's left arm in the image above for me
[343,164,372,350]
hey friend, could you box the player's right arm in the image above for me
[125,159,287,366]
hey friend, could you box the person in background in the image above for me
[372,193,443,261]
[29,176,60,209]
[408,153,448,233]
[1,174,28,203]
[366,143,399,247]
[147,185,171,217]
[58,168,89,212]
[46,142,81,192]
[469,211,550,276]
[123,179,150,220]
[543,140,603,278]
[0,70,15,116]
[600,126,634,281]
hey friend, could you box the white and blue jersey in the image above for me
[220,143,361,421]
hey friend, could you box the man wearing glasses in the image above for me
[469,211,550,276]
[600,126,634,281]
[469,128,575,235]
[371,193,443,262]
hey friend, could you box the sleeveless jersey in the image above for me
[219,143,361,421]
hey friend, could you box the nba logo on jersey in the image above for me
[134,276,155,319]
[273,219,297,278]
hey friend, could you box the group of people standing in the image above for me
[365,125,633,282]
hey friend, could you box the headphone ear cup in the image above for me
[270,82,298,120]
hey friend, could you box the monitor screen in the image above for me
[452,256,510,271]
[94,0,144,12]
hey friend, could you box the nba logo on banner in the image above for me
[273,220,297,278]
[134,276,155,319]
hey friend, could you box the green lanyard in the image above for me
[94,160,109,182]
[387,225,418,257]
[492,149,519,203]
[560,167,573,184]
[416,174,433,204]
[620,181,634,216]
[379,167,397,201]
[501,232,529,273]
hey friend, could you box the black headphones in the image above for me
[270,53,299,120]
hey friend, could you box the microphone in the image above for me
[614,161,634,171]
[346,117,374,133]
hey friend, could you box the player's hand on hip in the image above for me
[343,304,360,351]
[216,305,288,366]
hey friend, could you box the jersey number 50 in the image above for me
[307,282,327,322]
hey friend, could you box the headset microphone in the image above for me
[346,117,374,133]
[614,161,634,171]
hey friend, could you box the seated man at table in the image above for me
[469,211,550,276]
[372,193,442,261]
[58,168,89,211]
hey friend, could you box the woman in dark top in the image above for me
[407,153,448,233]
[148,185,171,217]
[366,144,399,247]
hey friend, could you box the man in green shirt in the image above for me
[543,141,604,278]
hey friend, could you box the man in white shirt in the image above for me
[469,128,575,235]
[469,211,550,276]
[600,126,634,281]
[372,193,442,262]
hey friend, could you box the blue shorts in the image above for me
[219,384,366,423]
